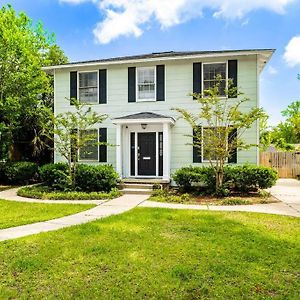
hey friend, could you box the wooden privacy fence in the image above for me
[260,151,300,178]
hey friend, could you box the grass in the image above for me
[0,208,299,299]
[17,184,121,200]
[0,199,95,229]
[149,189,278,205]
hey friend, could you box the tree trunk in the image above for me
[216,169,224,190]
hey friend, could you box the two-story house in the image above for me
[44,49,274,183]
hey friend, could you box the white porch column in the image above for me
[116,124,122,177]
[163,122,171,181]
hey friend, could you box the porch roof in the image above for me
[112,112,175,125]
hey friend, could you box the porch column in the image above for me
[116,124,122,177]
[163,122,171,181]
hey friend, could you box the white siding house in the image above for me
[44,49,274,182]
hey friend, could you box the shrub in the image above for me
[226,165,278,192]
[0,161,38,184]
[172,165,278,195]
[220,198,250,205]
[172,166,204,192]
[75,164,119,192]
[39,163,70,190]
[17,185,121,200]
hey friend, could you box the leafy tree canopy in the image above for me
[0,4,68,161]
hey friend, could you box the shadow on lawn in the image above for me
[0,208,299,299]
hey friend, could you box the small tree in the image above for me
[173,76,264,192]
[44,99,108,189]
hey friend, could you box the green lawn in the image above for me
[0,199,95,229]
[0,208,299,299]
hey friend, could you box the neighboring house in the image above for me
[44,49,274,182]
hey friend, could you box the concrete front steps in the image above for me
[119,183,154,195]
[119,178,170,195]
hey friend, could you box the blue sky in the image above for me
[1,0,300,125]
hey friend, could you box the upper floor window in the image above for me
[203,63,227,96]
[78,129,98,161]
[136,67,156,101]
[79,72,98,104]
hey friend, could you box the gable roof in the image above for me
[43,49,275,73]
[114,112,175,120]
[112,112,176,125]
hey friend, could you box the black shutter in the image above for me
[99,69,107,104]
[128,67,136,102]
[156,65,165,101]
[193,63,202,99]
[130,132,135,176]
[70,71,77,105]
[228,60,238,98]
[99,128,107,162]
[193,127,202,163]
[70,129,78,162]
[228,128,237,163]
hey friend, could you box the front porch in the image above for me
[112,112,175,181]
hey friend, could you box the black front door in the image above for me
[138,132,156,176]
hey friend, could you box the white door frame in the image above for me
[113,118,174,181]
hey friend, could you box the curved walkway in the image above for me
[141,179,300,218]
[0,194,148,242]
[0,179,299,242]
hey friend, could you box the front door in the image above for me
[138,132,156,176]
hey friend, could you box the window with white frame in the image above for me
[137,67,155,100]
[203,63,227,96]
[79,72,98,103]
[78,129,98,161]
[202,127,227,162]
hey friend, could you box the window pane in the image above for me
[137,67,155,99]
[138,68,155,84]
[79,130,98,160]
[79,87,98,103]
[203,63,226,96]
[203,63,226,81]
[138,84,155,99]
[79,72,97,88]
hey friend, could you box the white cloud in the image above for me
[60,0,296,44]
[283,36,300,67]
[268,66,278,75]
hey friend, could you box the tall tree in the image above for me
[173,76,264,191]
[44,99,108,189]
[0,5,68,162]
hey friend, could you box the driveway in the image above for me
[269,179,300,214]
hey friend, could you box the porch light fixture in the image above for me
[141,123,147,130]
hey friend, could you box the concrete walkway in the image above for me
[0,194,148,242]
[140,179,300,218]
[0,179,299,242]
[268,178,300,214]
[140,200,299,217]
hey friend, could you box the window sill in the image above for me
[78,159,99,163]
[136,99,157,102]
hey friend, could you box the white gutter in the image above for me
[43,50,275,72]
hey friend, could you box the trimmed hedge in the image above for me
[39,163,70,190]
[0,161,38,184]
[173,165,278,194]
[38,163,119,192]
[17,185,121,200]
[75,164,119,192]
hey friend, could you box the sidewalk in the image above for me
[140,200,299,217]
[0,194,148,242]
